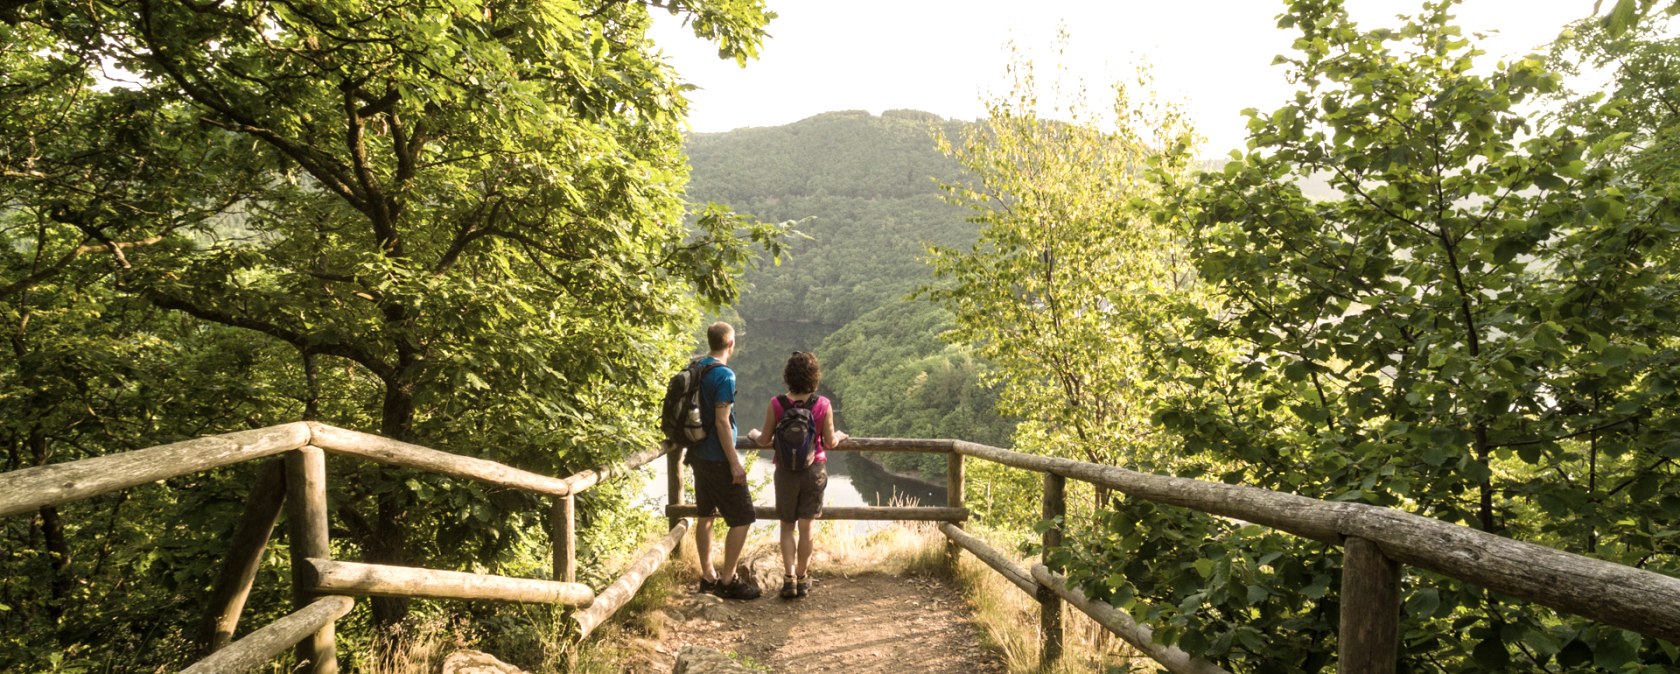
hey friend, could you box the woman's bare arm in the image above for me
[749,399,778,448]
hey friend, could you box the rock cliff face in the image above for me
[671,645,754,674]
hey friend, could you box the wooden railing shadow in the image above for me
[0,422,677,674]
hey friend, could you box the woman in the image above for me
[748,351,848,599]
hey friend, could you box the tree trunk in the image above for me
[38,505,71,630]
[27,427,72,634]
[368,379,416,627]
[302,350,320,421]
[1475,425,1495,533]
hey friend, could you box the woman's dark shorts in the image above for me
[774,461,827,522]
[690,459,756,528]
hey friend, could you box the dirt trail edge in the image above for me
[641,571,1008,673]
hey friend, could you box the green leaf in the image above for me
[1406,587,1441,618]
[1558,638,1593,667]
[1473,633,1511,669]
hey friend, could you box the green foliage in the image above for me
[682,109,991,419]
[1,0,779,668]
[925,41,1201,472]
[1593,0,1680,36]
[1046,1,1680,672]
[818,301,1015,479]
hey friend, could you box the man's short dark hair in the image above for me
[707,322,734,352]
[783,351,821,395]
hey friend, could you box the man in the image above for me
[686,321,760,599]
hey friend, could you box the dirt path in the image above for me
[635,570,1008,673]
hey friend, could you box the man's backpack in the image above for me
[661,360,723,449]
[772,394,818,471]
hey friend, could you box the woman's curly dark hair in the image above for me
[783,351,822,395]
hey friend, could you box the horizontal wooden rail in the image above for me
[1030,564,1228,674]
[179,595,355,674]
[666,504,967,522]
[734,437,956,453]
[0,422,698,673]
[0,424,310,518]
[309,423,574,497]
[575,519,691,638]
[564,444,670,493]
[950,440,1680,644]
[306,559,593,606]
[938,523,1035,595]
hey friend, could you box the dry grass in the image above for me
[942,525,1163,674]
[360,613,463,674]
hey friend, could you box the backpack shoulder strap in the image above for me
[694,361,725,408]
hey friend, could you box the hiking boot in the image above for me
[715,577,762,601]
[779,574,797,600]
[796,575,811,597]
[698,577,718,594]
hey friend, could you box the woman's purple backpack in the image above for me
[773,395,817,471]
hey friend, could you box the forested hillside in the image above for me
[683,110,1015,453]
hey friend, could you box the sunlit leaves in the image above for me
[1147,0,1680,671]
[926,41,1202,470]
[1,0,778,667]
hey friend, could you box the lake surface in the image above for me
[637,450,947,536]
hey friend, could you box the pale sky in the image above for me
[649,1,1597,156]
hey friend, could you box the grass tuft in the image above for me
[361,613,461,674]
[945,525,1158,673]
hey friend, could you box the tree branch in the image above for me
[135,0,365,209]
[140,287,395,380]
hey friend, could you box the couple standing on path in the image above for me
[684,321,849,601]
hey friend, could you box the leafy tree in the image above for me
[1066,1,1680,671]
[0,20,313,670]
[2,0,784,663]
[1595,0,1680,35]
[925,43,1200,473]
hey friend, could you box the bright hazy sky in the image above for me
[649,1,1598,156]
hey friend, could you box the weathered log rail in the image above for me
[9,428,1680,673]
[0,422,689,674]
[812,438,1680,674]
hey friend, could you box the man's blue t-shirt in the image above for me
[687,356,736,463]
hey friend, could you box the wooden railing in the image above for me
[704,438,1680,674]
[10,428,1680,673]
[0,422,682,674]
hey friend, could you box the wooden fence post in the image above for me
[201,459,287,653]
[552,494,576,583]
[946,452,965,564]
[666,446,684,556]
[1039,472,1065,671]
[1339,536,1401,674]
[285,446,338,674]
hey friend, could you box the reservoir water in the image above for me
[637,450,947,536]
